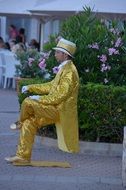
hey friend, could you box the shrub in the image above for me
[61,7,126,85]
[78,83,126,143]
[15,49,51,79]
[43,35,57,52]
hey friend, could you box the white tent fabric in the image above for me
[87,0,126,14]
[0,0,35,16]
[30,0,89,12]
[29,0,126,19]
[0,0,50,16]
[30,0,90,17]
[0,0,125,19]
[87,0,126,19]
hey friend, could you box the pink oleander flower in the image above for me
[98,54,107,63]
[40,51,51,60]
[101,64,107,72]
[107,65,111,70]
[110,28,119,35]
[52,66,59,74]
[101,64,111,72]
[115,37,122,47]
[88,42,99,50]
[28,58,35,66]
[104,78,109,84]
[108,48,119,55]
[38,59,46,70]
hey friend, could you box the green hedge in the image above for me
[78,83,126,143]
[18,78,126,143]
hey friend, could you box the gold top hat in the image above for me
[53,38,76,58]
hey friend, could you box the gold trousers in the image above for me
[16,98,59,160]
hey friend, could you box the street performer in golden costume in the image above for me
[5,38,79,163]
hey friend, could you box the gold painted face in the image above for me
[55,50,68,63]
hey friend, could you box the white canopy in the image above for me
[0,0,50,17]
[30,0,90,18]
[0,0,125,19]
[87,0,126,14]
[87,0,126,19]
[29,0,126,20]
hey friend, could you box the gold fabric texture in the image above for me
[13,161,71,168]
[16,61,79,160]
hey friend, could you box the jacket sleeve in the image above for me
[28,80,53,95]
[38,70,74,105]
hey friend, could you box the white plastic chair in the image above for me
[2,52,20,89]
[0,52,6,87]
[0,55,3,86]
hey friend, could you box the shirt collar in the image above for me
[58,60,70,70]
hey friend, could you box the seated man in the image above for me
[5,38,80,163]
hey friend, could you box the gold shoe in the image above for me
[5,156,29,163]
[10,121,21,130]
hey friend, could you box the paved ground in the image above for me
[0,89,124,190]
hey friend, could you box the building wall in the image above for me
[0,16,61,49]
[44,19,60,42]
[6,17,40,43]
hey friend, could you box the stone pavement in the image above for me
[0,89,124,190]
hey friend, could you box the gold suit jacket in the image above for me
[28,60,79,153]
